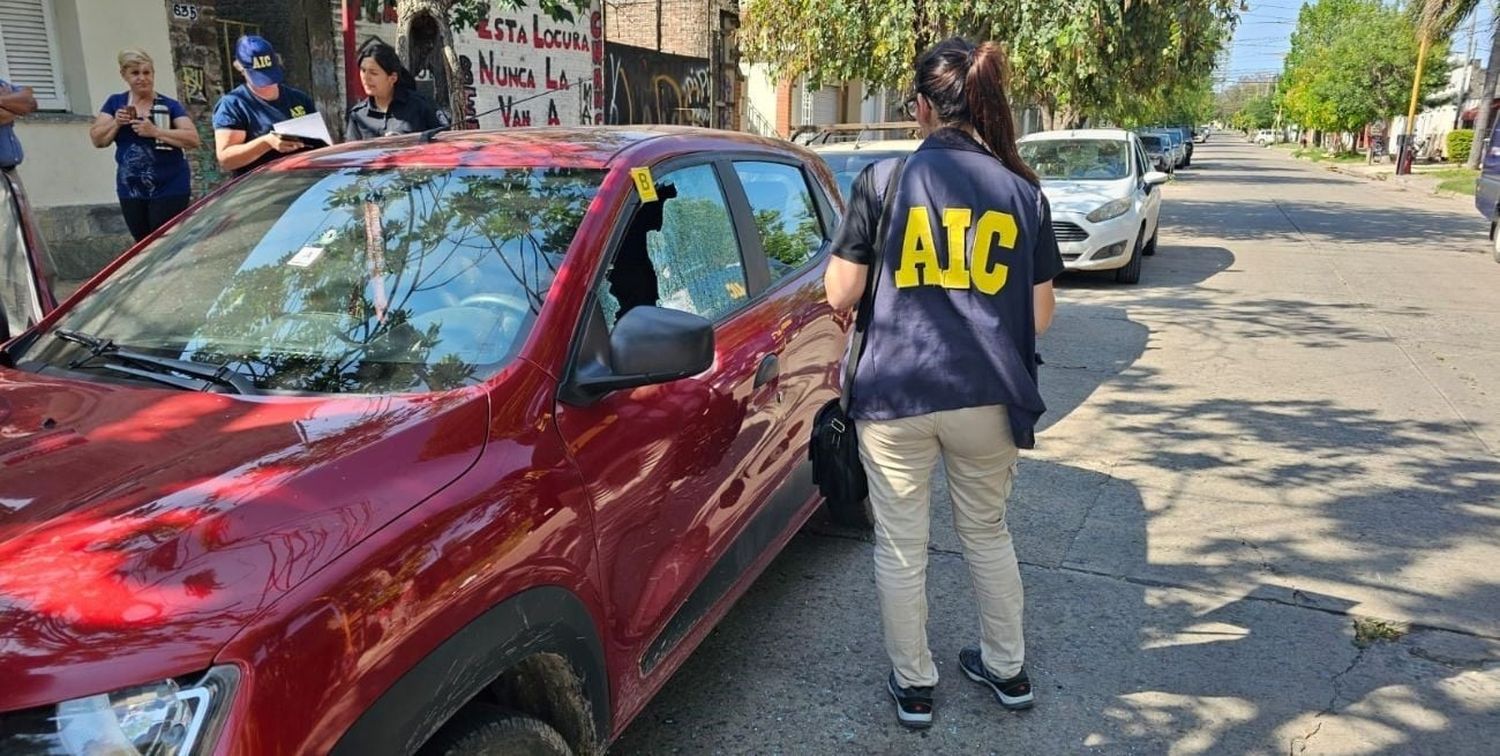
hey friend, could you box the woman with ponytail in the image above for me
[824,37,1064,729]
[345,42,446,140]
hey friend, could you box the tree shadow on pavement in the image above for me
[1162,199,1485,248]
[1056,244,1235,291]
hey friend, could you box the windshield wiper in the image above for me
[55,328,258,395]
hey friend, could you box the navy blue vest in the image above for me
[849,129,1049,448]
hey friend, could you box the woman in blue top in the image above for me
[89,49,200,241]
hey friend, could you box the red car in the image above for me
[0,127,862,754]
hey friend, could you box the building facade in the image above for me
[604,0,739,129]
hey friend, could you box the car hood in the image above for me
[0,369,489,712]
[1039,179,1132,215]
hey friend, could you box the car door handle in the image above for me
[754,354,780,388]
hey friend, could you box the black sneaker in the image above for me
[959,647,1034,710]
[887,671,934,729]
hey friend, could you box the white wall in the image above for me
[740,62,778,136]
[12,120,120,207]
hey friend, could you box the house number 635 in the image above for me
[172,3,199,21]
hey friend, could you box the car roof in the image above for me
[1019,128,1135,142]
[275,126,814,172]
[811,139,923,154]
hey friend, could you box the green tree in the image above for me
[1280,0,1449,159]
[1230,93,1277,132]
[740,0,1240,129]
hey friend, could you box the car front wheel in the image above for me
[421,707,572,756]
[1115,230,1144,284]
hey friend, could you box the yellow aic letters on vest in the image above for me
[894,206,1017,295]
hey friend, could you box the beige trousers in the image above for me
[857,404,1024,687]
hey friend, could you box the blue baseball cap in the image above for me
[235,35,284,87]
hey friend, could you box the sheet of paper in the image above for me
[272,113,333,146]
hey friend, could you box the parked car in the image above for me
[0,127,859,755]
[793,120,920,146]
[1135,133,1173,175]
[1018,129,1169,284]
[1165,125,1195,167]
[1475,119,1500,263]
[1141,128,1187,169]
[0,169,58,342]
[810,138,922,199]
[1255,129,1279,146]
[1194,128,1209,144]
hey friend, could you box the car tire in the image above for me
[826,495,875,531]
[1115,231,1143,284]
[1143,225,1158,257]
[420,706,572,756]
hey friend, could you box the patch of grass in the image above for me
[1429,167,1479,196]
[1293,147,1368,163]
[1352,617,1407,648]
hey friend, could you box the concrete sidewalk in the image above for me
[1263,145,1476,204]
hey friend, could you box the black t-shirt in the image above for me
[344,90,446,140]
[831,141,1065,285]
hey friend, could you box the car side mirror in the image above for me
[1144,171,1170,186]
[571,306,714,398]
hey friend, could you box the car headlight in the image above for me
[1086,198,1132,223]
[0,666,238,755]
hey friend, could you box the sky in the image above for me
[1221,0,1497,87]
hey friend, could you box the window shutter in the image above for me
[0,0,67,111]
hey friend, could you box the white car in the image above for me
[1255,129,1279,146]
[1017,129,1169,284]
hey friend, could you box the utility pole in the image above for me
[1400,32,1432,175]
[1456,8,1480,129]
[1466,7,1500,169]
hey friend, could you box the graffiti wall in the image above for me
[165,0,229,193]
[605,43,713,127]
[333,1,603,129]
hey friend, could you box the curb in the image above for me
[1320,161,1472,200]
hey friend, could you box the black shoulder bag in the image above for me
[810,157,907,527]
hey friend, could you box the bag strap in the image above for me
[840,156,908,412]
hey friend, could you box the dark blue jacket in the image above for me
[833,128,1064,447]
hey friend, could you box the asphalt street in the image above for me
[612,138,1500,755]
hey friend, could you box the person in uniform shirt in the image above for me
[212,35,319,177]
[345,42,446,140]
[824,37,1065,730]
[0,78,37,173]
[90,48,200,241]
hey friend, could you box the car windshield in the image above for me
[15,166,603,394]
[819,150,913,198]
[1139,135,1163,151]
[1017,140,1130,181]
